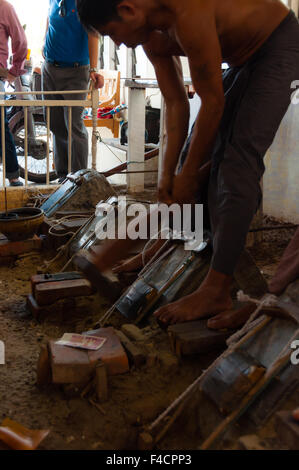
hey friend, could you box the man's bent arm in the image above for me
[174,4,225,174]
[144,43,190,180]
[6,3,27,77]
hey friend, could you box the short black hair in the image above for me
[76,0,122,33]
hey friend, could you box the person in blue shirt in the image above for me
[42,0,103,182]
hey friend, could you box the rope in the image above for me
[95,130,123,164]
[227,292,279,346]
[48,215,88,238]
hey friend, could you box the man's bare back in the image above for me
[146,0,289,66]
[214,0,288,65]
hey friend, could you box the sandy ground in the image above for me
[0,221,298,450]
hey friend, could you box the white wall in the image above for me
[264,101,299,223]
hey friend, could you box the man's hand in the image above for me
[171,161,211,204]
[90,72,104,89]
[158,173,173,204]
[171,171,200,204]
[6,72,16,84]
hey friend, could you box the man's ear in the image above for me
[116,1,138,22]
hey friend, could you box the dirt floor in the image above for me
[0,217,298,450]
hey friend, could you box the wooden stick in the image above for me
[89,398,106,415]
[200,331,299,450]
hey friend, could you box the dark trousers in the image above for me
[41,62,89,178]
[180,11,299,275]
[0,80,20,180]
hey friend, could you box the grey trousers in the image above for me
[41,62,89,177]
[181,11,299,275]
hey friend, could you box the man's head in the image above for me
[76,0,153,48]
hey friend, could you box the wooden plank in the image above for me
[49,340,94,384]
[247,364,299,426]
[31,272,83,296]
[115,330,146,368]
[0,185,58,212]
[200,350,266,415]
[94,361,108,402]
[34,279,93,306]
[167,320,231,357]
[84,327,129,376]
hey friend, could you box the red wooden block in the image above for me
[34,279,93,306]
[49,341,94,384]
[84,327,129,375]
[0,235,42,257]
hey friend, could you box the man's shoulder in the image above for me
[1,0,19,19]
[1,0,14,11]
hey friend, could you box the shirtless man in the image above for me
[75,0,299,328]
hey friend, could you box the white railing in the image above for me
[0,86,99,187]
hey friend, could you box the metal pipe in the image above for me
[68,106,72,174]
[91,86,99,170]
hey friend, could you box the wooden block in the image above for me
[49,340,94,384]
[200,351,266,415]
[31,272,84,296]
[168,320,231,357]
[34,279,93,306]
[36,344,52,386]
[26,294,49,319]
[0,185,57,212]
[84,327,129,376]
[95,361,108,402]
[275,411,299,450]
[27,294,77,320]
[0,236,42,257]
[121,324,146,342]
[247,364,299,426]
[115,330,146,368]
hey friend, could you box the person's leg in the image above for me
[41,62,69,178]
[61,65,89,172]
[155,15,299,326]
[0,80,22,185]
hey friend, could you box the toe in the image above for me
[207,310,235,330]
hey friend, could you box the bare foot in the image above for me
[154,268,233,326]
[207,303,256,330]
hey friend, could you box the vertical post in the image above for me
[158,96,166,183]
[108,38,116,70]
[91,85,99,170]
[1,106,6,188]
[68,106,72,175]
[127,85,146,193]
[46,107,50,186]
[24,107,28,187]
[126,48,134,79]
